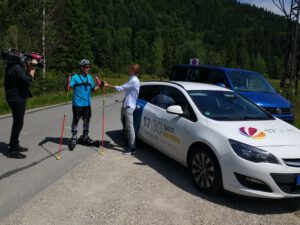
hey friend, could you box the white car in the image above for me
[133,81,300,198]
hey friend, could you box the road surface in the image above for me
[0,93,124,221]
[1,93,300,225]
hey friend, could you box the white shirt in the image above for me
[115,75,140,109]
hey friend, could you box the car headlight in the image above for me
[229,139,279,164]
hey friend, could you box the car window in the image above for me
[190,68,211,83]
[188,90,274,121]
[165,86,197,122]
[139,85,162,102]
[211,70,228,87]
[170,66,189,81]
[151,93,176,109]
[227,71,275,93]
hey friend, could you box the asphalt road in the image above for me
[0,93,124,222]
[1,93,300,225]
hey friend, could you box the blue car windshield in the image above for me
[228,71,275,93]
[188,90,274,121]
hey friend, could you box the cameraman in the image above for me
[4,58,37,159]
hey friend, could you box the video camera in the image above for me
[1,49,44,68]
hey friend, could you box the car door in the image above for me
[151,85,197,161]
[134,85,162,145]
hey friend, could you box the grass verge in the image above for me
[0,74,154,115]
[1,77,299,129]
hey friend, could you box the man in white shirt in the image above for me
[105,64,140,154]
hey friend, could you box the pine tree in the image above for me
[253,53,267,75]
[112,27,132,73]
[53,0,94,70]
[151,37,164,78]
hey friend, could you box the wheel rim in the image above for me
[192,152,215,189]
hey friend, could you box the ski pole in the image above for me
[96,76,105,156]
[57,75,71,160]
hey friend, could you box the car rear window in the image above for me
[190,68,211,83]
[170,66,189,81]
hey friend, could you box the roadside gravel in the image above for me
[1,142,300,225]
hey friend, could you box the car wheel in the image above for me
[189,146,223,194]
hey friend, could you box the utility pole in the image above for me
[273,0,300,95]
[42,0,46,80]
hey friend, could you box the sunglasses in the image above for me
[83,66,91,69]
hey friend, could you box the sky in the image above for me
[238,0,290,15]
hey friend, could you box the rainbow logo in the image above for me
[239,127,266,139]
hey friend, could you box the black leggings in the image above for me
[8,101,26,148]
[71,106,91,136]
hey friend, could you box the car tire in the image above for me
[189,146,223,194]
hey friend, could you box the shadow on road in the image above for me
[0,141,9,158]
[0,139,68,180]
[38,137,70,159]
[38,136,121,154]
[105,130,126,152]
[106,130,300,216]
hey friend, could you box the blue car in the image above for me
[170,64,294,123]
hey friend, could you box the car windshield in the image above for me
[227,71,275,93]
[188,90,274,121]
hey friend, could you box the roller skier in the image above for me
[68,59,100,150]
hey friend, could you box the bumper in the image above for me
[222,156,300,199]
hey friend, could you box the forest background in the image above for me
[0,0,298,127]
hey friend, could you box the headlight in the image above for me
[229,139,279,164]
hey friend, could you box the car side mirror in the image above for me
[166,105,184,115]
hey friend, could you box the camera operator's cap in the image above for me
[79,59,90,67]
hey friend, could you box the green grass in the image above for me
[1,76,299,129]
[0,74,155,115]
[269,79,300,128]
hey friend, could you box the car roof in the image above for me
[141,81,232,92]
[175,64,259,74]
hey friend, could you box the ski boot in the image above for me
[68,137,77,151]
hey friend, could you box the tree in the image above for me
[178,38,206,65]
[52,0,94,70]
[112,27,132,73]
[150,37,164,78]
[0,0,8,73]
[237,39,250,69]
[92,27,114,69]
[132,30,151,69]
[0,0,289,82]
[253,53,267,75]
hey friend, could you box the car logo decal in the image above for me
[276,108,282,115]
[239,127,266,139]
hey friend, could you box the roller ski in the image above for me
[68,137,77,151]
[78,135,100,147]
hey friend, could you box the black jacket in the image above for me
[4,64,33,102]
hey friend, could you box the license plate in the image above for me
[297,175,300,186]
